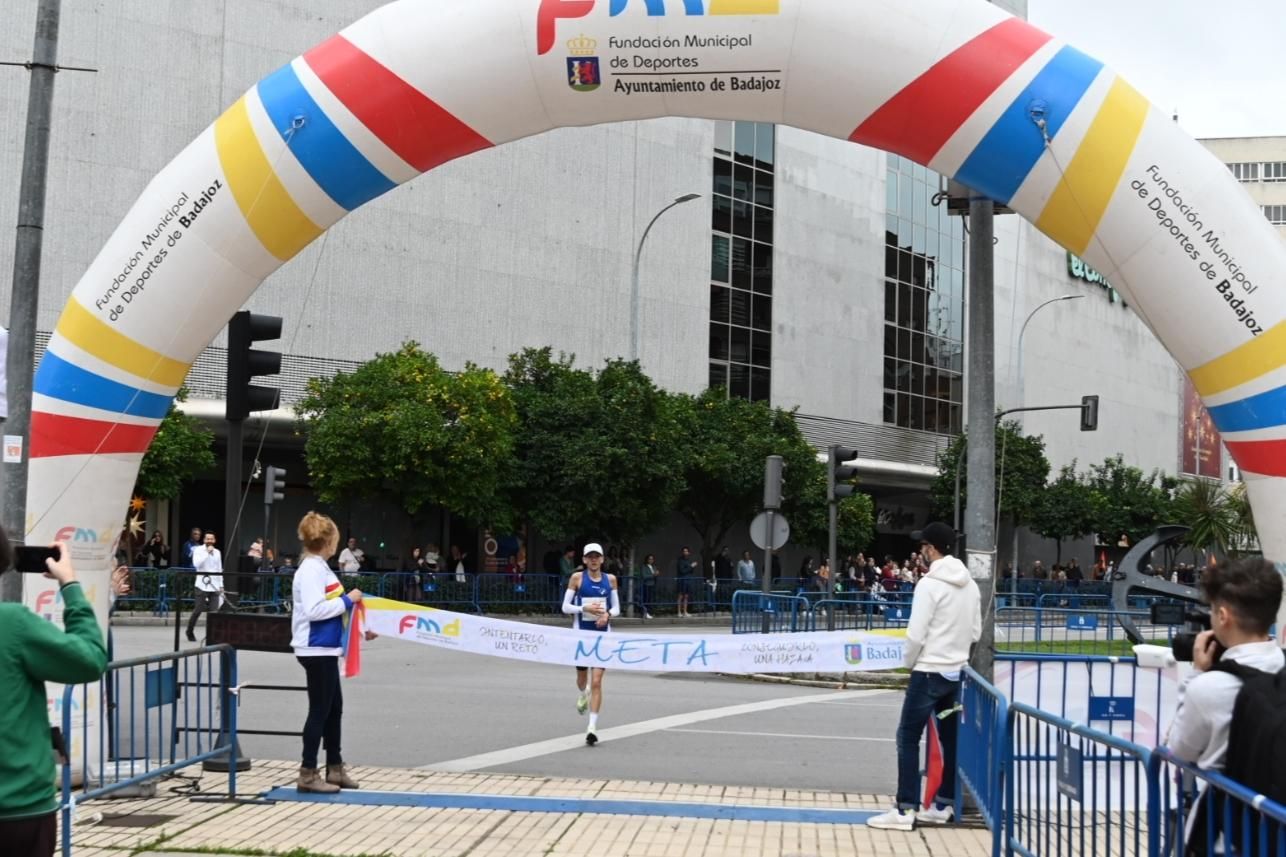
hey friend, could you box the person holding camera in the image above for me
[0,532,108,856]
[1166,557,1284,851]
[1168,558,1283,769]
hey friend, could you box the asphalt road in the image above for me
[109,625,902,795]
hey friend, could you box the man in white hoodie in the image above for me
[867,521,981,831]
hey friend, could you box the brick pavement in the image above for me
[61,760,992,856]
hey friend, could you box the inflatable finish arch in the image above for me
[28,0,1286,577]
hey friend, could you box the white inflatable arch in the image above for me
[28,0,1286,583]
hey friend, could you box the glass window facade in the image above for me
[882,155,965,434]
[710,121,774,402]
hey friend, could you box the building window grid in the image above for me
[882,155,965,435]
[1265,204,1286,225]
[710,121,774,402]
[1229,161,1286,182]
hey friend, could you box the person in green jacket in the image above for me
[0,533,108,856]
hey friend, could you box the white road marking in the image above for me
[424,688,893,772]
[665,727,895,742]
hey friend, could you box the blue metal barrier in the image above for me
[730,591,810,633]
[1155,747,1286,857]
[1007,700,1158,857]
[996,653,1170,749]
[60,645,238,857]
[996,606,1177,656]
[961,668,1009,857]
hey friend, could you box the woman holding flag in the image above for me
[291,511,370,794]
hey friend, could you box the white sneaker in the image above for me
[865,807,915,831]
[576,694,588,715]
[916,804,954,825]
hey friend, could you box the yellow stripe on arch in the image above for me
[708,0,779,14]
[1189,321,1286,397]
[214,96,322,261]
[57,298,190,388]
[1036,77,1149,255]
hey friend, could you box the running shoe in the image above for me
[916,804,954,825]
[865,807,914,831]
[576,694,589,715]
[585,730,598,747]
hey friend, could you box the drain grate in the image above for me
[98,813,177,828]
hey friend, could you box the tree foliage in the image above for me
[1029,464,1097,562]
[671,391,821,565]
[296,342,517,536]
[503,348,687,546]
[1084,454,1177,547]
[931,420,1050,525]
[1172,477,1240,556]
[135,387,216,500]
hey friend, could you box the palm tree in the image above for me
[1225,482,1259,554]
[1172,478,1239,559]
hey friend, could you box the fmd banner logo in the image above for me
[398,614,462,644]
[537,0,780,54]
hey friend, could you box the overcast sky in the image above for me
[1028,0,1286,139]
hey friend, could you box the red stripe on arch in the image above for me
[850,18,1052,164]
[304,35,493,174]
[30,412,157,459]
[1227,439,1286,478]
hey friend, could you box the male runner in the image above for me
[561,542,620,746]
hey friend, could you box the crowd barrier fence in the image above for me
[60,645,238,857]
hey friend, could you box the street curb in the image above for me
[728,672,909,691]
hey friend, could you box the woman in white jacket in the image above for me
[291,511,366,793]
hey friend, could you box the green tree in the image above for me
[135,387,216,500]
[930,419,1050,528]
[296,342,517,545]
[1084,454,1178,547]
[671,391,823,572]
[1029,464,1097,563]
[1172,477,1239,557]
[504,348,687,548]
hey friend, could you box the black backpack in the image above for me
[1211,657,1286,803]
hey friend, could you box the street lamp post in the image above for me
[1014,294,1084,417]
[1008,293,1083,580]
[629,193,701,363]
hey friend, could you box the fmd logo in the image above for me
[537,0,780,55]
[398,615,462,638]
[54,525,115,544]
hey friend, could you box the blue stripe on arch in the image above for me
[257,62,396,211]
[34,351,172,419]
[1207,385,1286,433]
[953,45,1103,205]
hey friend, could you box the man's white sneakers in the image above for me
[576,694,588,715]
[865,807,915,831]
[916,804,954,825]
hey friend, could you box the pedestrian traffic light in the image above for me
[264,466,286,506]
[225,311,282,421]
[828,445,859,501]
[1080,395,1099,432]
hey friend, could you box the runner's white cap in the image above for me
[583,543,604,556]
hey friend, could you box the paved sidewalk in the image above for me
[63,760,991,857]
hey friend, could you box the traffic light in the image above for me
[828,445,859,501]
[226,311,283,420]
[1080,395,1100,432]
[264,466,286,506]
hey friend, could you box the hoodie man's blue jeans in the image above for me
[895,671,961,810]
